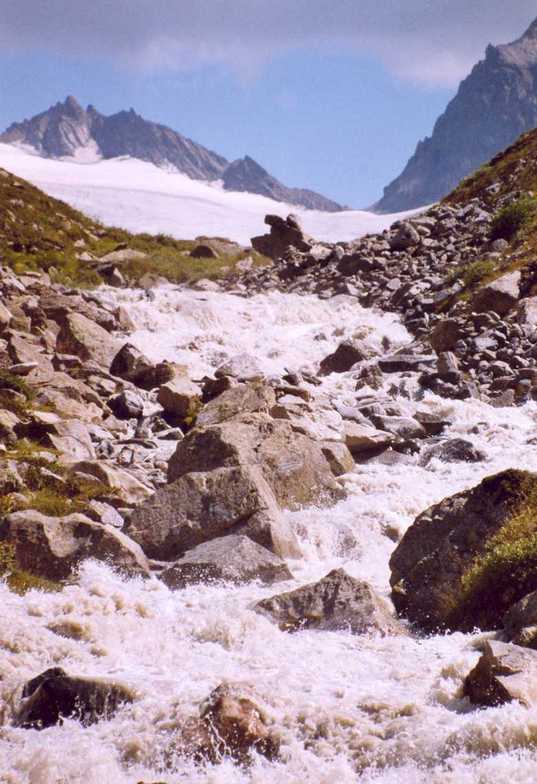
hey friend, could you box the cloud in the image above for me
[1,0,536,87]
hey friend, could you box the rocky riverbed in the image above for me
[3,262,537,781]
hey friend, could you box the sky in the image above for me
[1,1,536,208]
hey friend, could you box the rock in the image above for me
[14,667,134,728]
[168,414,343,511]
[420,438,486,465]
[430,319,463,353]
[46,420,96,462]
[56,312,122,367]
[197,383,276,427]
[190,243,218,259]
[215,353,263,382]
[183,682,279,763]
[160,535,292,588]
[389,222,421,251]
[251,214,312,260]
[127,465,300,559]
[378,353,436,373]
[343,422,394,456]
[319,341,368,374]
[372,416,426,440]
[255,568,404,635]
[503,590,537,647]
[0,301,12,331]
[321,441,355,476]
[517,297,537,327]
[1,510,150,582]
[157,376,201,421]
[0,409,19,444]
[463,640,537,708]
[70,460,153,505]
[473,271,521,316]
[110,343,168,389]
[108,389,145,420]
[389,469,537,632]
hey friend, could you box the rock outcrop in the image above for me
[390,470,537,632]
[464,640,537,708]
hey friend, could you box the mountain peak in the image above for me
[377,15,537,212]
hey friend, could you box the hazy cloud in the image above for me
[1,0,536,87]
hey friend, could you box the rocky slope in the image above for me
[1,97,344,212]
[377,16,537,212]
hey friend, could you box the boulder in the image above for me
[56,312,122,367]
[517,297,537,328]
[0,510,150,582]
[420,438,487,465]
[110,343,171,389]
[160,535,292,588]
[251,214,312,260]
[473,271,521,316]
[108,389,145,420]
[255,568,404,635]
[215,353,263,382]
[321,441,355,477]
[430,319,463,353]
[389,222,421,251]
[14,667,134,728]
[463,640,537,708]
[319,341,368,375]
[168,414,344,511]
[503,590,537,647]
[196,383,275,427]
[69,460,153,505]
[378,353,436,373]
[182,682,279,763]
[343,422,394,456]
[127,465,300,559]
[157,376,201,421]
[390,469,537,632]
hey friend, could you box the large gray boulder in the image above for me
[251,214,313,260]
[255,568,404,635]
[160,535,292,588]
[503,590,537,647]
[390,469,537,633]
[319,341,368,375]
[14,667,134,728]
[1,510,150,581]
[126,465,300,559]
[168,414,344,511]
[464,640,537,708]
[56,312,122,367]
[473,271,521,316]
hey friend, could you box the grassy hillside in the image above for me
[0,167,267,287]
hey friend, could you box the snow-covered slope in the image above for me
[0,143,415,245]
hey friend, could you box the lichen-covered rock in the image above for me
[390,469,537,632]
[14,667,134,728]
[255,568,404,635]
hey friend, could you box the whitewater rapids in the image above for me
[3,287,537,783]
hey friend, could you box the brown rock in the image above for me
[56,313,122,367]
[464,640,537,708]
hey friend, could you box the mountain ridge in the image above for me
[376,15,537,213]
[1,97,343,212]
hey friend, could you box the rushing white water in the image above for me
[3,287,537,783]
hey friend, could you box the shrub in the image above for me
[490,196,537,242]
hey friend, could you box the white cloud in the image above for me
[1,0,536,87]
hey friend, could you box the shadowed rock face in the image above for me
[377,18,537,212]
[0,97,343,211]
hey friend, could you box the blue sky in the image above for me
[1,1,536,207]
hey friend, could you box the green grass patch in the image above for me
[490,196,537,242]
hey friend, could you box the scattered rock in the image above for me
[473,271,521,316]
[319,341,368,374]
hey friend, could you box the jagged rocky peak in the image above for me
[0,98,344,211]
[376,15,537,213]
